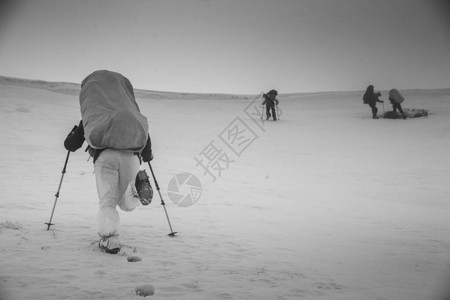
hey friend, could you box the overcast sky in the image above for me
[1,0,449,94]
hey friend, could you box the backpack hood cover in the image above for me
[80,70,149,151]
[388,88,404,104]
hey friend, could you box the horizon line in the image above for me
[1,74,449,97]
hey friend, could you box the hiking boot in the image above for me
[99,235,120,254]
[135,170,153,205]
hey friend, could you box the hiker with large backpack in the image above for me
[64,70,154,254]
[262,89,279,121]
[363,85,384,119]
[388,88,406,119]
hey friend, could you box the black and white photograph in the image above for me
[0,1,449,299]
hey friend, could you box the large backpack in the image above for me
[388,88,404,104]
[79,70,148,152]
[363,92,371,104]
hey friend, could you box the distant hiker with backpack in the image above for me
[64,70,154,254]
[262,89,279,121]
[388,88,406,119]
[363,85,384,119]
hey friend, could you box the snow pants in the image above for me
[94,149,141,237]
[392,102,405,115]
[368,103,378,118]
[265,104,277,120]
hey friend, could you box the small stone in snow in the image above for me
[127,255,142,262]
[135,284,155,297]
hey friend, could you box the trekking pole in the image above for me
[45,150,71,230]
[147,162,177,237]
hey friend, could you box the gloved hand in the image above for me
[64,121,85,152]
[141,135,153,162]
[67,125,78,136]
[142,150,154,162]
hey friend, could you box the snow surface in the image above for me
[0,77,449,300]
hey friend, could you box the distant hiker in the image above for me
[262,89,279,120]
[363,85,384,119]
[64,70,154,254]
[388,88,406,119]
